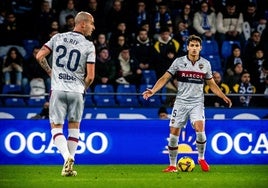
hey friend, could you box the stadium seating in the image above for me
[221,40,241,60]
[22,39,40,59]
[84,87,95,107]
[2,84,22,94]
[2,84,26,107]
[203,55,223,75]
[200,39,220,56]
[93,84,116,107]
[141,70,157,85]
[116,84,139,107]
[5,98,26,107]
[27,97,47,107]
[138,84,162,107]
[0,45,26,59]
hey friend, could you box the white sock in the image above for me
[67,129,80,158]
[196,132,206,160]
[51,128,70,161]
[168,134,179,166]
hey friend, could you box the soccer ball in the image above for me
[177,156,195,172]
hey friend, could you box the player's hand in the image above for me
[223,96,232,108]
[142,88,155,100]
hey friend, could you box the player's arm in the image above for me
[143,72,172,100]
[206,78,232,107]
[36,46,52,77]
[85,63,95,90]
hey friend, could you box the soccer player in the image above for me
[36,12,95,176]
[142,35,232,172]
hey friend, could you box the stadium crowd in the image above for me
[0,0,268,107]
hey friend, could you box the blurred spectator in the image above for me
[109,21,131,49]
[30,101,49,119]
[94,33,110,53]
[152,26,180,79]
[146,0,165,15]
[193,1,216,40]
[224,62,244,89]
[158,106,169,119]
[204,71,230,107]
[131,28,154,70]
[209,0,226,13]
[106,0,128,41]
[152,1,172,39]
[243,30,262,66]
[48,28,59,40]
[173,3,194,55]
[216,2,245,50]
[2,47,24,85]
[140,20,154,39]
[262,63,268,107]
[0,8,6,25]
[115,45,142,85]
[22,46,51,94]
[173,3,194,35]
[34,0,57,44]
[164,47,178,93]
[232,70,256,107]
[61,14,75,32]
[242,1,266,40]
[259,24,268,56]
[0,12,23,45]
[247,46,265,93]
[258,59,268,94]
[110,34,127,60]
[225,44,245,77]
[128,0,151,37]
[50,20,60,32]
[93,47,116,87]
[82,0,106,39]
[58,0,77,29]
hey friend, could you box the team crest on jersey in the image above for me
[199,63,204,70]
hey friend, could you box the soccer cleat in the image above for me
[162,166,177,173]
[61,170,77,177]
[61,157,77,176]
[198,159,210,172]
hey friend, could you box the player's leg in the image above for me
[163,104,187,172]
[67,122,80,158]
[163,127,181,172]
[65,92,84,176]
[194,121,209,171]
[190,105,210,171]
[59,124,79,177]
[49,91,74,176]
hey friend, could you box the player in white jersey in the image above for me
[143,35,232,172]
[36,12,95,176]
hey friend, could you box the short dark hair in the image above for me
[160,26,170,33]
[120,45,130,52]
[187,35,202,45]
[98,47,109,53]
[158,106,167,115]
[65,14,74,21]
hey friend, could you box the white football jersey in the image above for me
[45,31,95,93]
[167,55,213,104]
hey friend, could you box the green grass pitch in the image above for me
[0,165,267,188]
